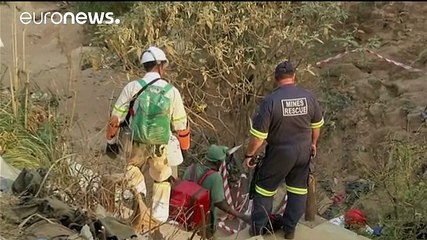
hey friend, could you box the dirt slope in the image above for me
[1,2,128,153]
[312,2,427,224]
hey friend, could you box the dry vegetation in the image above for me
[1,2,426,240]
[94,2,349,147]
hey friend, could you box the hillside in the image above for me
[0,2,426,240]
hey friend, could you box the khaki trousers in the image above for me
[124,142,173,223]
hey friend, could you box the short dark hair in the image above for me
[143,61,157,72]
[275,72,295,81]
[274,61,295,81]
[143,60,168,72]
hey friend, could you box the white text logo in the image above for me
[20,12,120,25]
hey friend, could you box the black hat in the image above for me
[275,61,294,78]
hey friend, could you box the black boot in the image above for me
[284,231,295,239]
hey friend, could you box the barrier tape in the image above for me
[234,174,243,208]
[276,194,288,215]
[218,221,238,234]
[315,49,357,66]
[364,49,423,72]
[219,161,233,207]
[316,48,424,73]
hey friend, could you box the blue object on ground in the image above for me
[372,226,383,236]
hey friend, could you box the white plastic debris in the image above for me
[329,215,345,227]
[0,156,21,193]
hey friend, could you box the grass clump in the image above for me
[0,90,61,170]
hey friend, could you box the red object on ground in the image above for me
[169,171,215,230]
[332,192,346,205]
[344,208,367,227]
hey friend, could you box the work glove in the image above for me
[106,138,120,159]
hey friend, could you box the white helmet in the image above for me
[140,46,169,65]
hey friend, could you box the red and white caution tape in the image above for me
[316,48,424,73]
[315,49,358,66]
[275,194,288,215]
[218,221,239,234]
[234,174,243,206]
[364,49,423,72]
[219,161,234,207]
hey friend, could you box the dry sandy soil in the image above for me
[1,1,426,239]
[1,1,128,155]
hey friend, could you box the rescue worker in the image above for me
[106,46,189,223]
[182,144,251,239]
[243,61,324,239]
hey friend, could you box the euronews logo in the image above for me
[20,11,120,25]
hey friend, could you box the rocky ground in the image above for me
[312,2,427,225]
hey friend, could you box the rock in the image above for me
[381,81,407,97]
[367,77,383,89]
[383,108,407,128]
[378,86,392,102]
[368,103,385,126]
[406,110,425,132]
[354,80,378,101]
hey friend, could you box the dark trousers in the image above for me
[251,192,307,235]
[250,144,311,235]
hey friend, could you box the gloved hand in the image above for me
[106,142,120,159]
[106,116,120,140]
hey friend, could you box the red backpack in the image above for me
[169,164,215,230]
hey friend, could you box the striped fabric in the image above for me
[219,161,233,207]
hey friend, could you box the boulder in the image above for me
[383,108,407,128]
[354,80,378,101]
[406,110,425,132]
[368,103,385,126]
[381,81,407,97]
